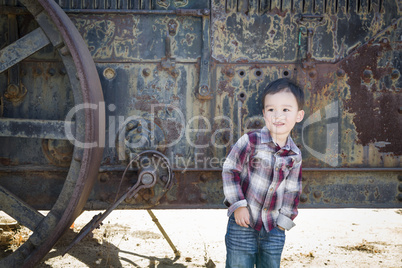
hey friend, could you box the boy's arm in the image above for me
[277,159,302,231]
[222,134,251,216]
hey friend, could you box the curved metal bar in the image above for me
[20,0,105,266]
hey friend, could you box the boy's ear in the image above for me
[296,110,305,123]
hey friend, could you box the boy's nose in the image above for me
[272,112,284,119]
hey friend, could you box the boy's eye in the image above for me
[283,108,290,112]
[267,108,274,112]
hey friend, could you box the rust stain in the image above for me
[341,41,401,154]
[218,80,235,97]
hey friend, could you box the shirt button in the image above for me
[263,208,268,211]
[269,187,273,192]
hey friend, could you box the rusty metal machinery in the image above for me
[0,0,401,266]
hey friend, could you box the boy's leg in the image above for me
[225,214,258,268]
[256,227,286,268]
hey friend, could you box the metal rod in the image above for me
[147,209,181,258]
[0,166,400,173]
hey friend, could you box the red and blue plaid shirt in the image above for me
[222,126,302,232]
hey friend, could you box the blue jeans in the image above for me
[225,215,286,268]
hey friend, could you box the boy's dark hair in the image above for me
[261,78,305,110]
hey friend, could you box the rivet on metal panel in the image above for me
[397,193,402,202]
[336,69,345,78]
[103,68,116,80]
[35,67,42,75]
[142,68,151,77]
[168,19,178,36]
[225,68,235,77]
[309,70,317,78]
[398,184,402,192]
[200,193,208,202]
[59,67,66,75]
[363,69,372,82]
[313,191,322,198]
[300,193,308,203]
[48,68,56,76]
[200,174,207,182]
[391,69,400,80]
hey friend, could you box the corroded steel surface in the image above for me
[0,0,104,267]
[0,0,401,264]
[0,0,401,244]
[0,0,400,211]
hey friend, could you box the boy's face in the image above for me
[262,90,305,142]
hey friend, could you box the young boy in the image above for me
[222,78,305,268]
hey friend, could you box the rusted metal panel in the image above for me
[0,0,400,222]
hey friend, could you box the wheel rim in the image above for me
[0,0,104,267]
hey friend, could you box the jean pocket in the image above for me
[270,227,285,236]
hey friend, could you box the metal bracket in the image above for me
[196,11,212,100]
[160,33,179,78]
[4,14,27,103]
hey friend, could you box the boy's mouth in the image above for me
[273,122,285,127]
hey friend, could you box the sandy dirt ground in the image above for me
[2,209,402,267]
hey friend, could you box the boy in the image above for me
[222,78,305,268]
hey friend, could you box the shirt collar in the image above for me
[260,126,301,155]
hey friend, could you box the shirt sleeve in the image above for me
[277,157,302,231]
[222,134,251,216]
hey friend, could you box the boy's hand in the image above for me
[234,207,250,228]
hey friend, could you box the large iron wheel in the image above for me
[0,0,104,267]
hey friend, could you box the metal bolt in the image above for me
[309,70,317,78]
[199,193,208,202]
[142,68,151,77]
[336,69,345,77]
[363,69,372,79]
[48,68,56,76]
[141,173,154,185]
[226,68,235,77]
[59,68,67,75]
[397,193,402,202]
[202,9,210,16]
[200,85,209,96]
[391,69,400,80]
[300,194,308,203]
[126,122,135,131]
[200,174,208,182]
[313,191,322,198]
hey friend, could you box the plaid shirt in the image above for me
[222,126,302,232]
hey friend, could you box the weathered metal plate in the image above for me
[0,0,400,217]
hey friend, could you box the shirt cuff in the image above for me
[227,199,248,217]
[277,213,296,231]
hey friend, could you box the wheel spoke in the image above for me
[0,186,44,231]
[0,27,50,73]
[0,118,75,139]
